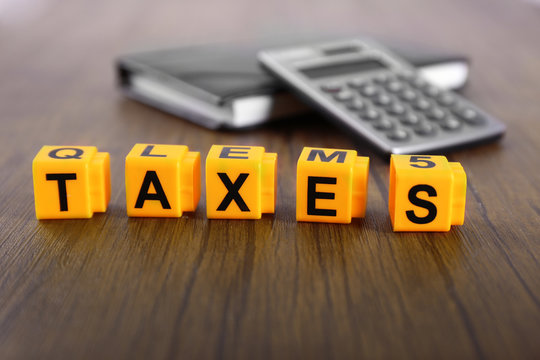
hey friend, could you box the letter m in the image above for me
[307,149,347,163]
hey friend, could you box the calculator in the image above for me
[258,38,505,154]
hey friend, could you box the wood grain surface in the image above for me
[1,0,540,359]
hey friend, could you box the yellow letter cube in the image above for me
[389,154,466,232]
[296,147,369,223]
[125,144,200,217]
[206,145,276,219]
[32,146,110,219]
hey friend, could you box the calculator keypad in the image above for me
[259,38,506,154]
[320,72,489,145]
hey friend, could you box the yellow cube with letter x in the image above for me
[32,145,110,219]
[389,154,466,232]
[206,145,277,219]
[296,147,369,223]
[125,144,200,217]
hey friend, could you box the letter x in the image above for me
[217,173,250,212]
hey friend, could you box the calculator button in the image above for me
[373,93,392,106]
[424,85,440,98]
[399,89,418,102]
[373,74,390,84]
[397,72,415,81]
[386,81,404,93]
[386,128,410,141]
[439,117,462,131]
[372,118,394,130]
[348,78,365,89]
[399,112,422,126]
[413,98,431,111]
[360,108,381,121]
[414,122,437,136]
[346,98,366,111]
[333,90,354,102]
[455,107,486,126]
[409,76,428,89]
[359,84,378,97]
[437,93,456,106]
[426,107,446,121]
[320,83,343,93]
[387,103,406,116]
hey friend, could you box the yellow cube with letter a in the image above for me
[206,145,276,219]
[296,147,369,223]
[32,145,110,219]
[389,154,466,232]
[125,144,200,217]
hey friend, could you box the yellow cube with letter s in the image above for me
[389,154,466,232]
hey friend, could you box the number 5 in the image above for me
[410,155,436,168]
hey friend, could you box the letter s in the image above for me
[406,184,437,224]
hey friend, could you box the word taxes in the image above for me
[32,144,467,231]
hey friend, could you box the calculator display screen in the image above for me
[300,59,386,79]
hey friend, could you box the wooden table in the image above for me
[1,0,539,358]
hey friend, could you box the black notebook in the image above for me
[117,37,469,129]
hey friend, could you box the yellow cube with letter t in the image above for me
[32,145,110,219]
[389,154,466,232]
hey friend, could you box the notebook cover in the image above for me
[117,37,468,104]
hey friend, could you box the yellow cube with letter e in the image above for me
[389,154,466,232]
[125,144,200,217]
[206,145,277,219]
[296,147,369,223]
[32,146,110,219]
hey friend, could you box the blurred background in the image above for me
[2,0,540,141]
